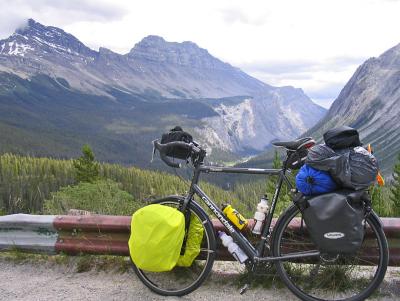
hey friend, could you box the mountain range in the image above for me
[305,43,400,174]
[242,43,400,175]
[0,19,326,167]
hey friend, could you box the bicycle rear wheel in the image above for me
[131,197,216,296]
[272,204,388,301]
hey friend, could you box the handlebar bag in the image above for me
[299,190,366,254]
[161,126,193,159]
[129,204,185,272]
[296,164,337,195]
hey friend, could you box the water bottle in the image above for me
[222,204,248,230]
[252,195,269,235]
[218,231,248,263]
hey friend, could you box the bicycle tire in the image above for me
[272,204,388,301]
[131,196,217,296]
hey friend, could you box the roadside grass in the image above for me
[0,250,130,274]
[235,262,392,299]
[75,255,130,273]
[0,249,69,265]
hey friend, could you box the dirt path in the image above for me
[0,259,398,301]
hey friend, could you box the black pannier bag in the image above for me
[296,190,367,254]
[323,126,361,150]
[161,126,193,160]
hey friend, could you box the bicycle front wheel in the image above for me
[131,197,217,296]
[272,204,388,301]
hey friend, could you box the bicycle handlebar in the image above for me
[153,140,201,168]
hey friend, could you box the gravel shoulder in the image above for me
[0,258,398,301]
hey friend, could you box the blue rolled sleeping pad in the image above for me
[296,164,337,195]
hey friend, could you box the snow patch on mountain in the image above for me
[0,41,34,56]
[30,35,80,56]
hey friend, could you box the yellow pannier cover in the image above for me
[129,204,185,272]
[177,214,204,267]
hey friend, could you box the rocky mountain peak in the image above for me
[377,42,400,68]
[135,35,167,46]
[133,35,202,51]
[128,35,231,70]
[98,47,118,56]
[0,18,95,58]
[16,18,46,35]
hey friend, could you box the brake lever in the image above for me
[191,144,200,154]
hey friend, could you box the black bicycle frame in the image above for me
[185,164,320,262]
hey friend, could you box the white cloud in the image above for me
[1,0,400,107]
[0,0,126,37]
[240,56,367,107]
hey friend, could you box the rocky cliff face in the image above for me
[123,35,269,99]
[197,87,326,154]
[305,43,400,173]
[0,19,326,162]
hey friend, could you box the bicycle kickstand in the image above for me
[240,263,255,295]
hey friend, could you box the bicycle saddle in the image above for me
[272,137,314,150]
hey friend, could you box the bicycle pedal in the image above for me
[239,283,250,295]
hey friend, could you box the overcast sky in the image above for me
[1,0,400,108]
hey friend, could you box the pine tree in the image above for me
[272,150,282,169]
[73,145,100,183]
[266,151,282,197]
[389,153,400,217]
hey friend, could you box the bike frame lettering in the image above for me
[200,195,235,233]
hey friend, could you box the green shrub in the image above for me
[44,179,141,215]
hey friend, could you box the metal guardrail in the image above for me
[0,214,399,265]
[0,214,58,253]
